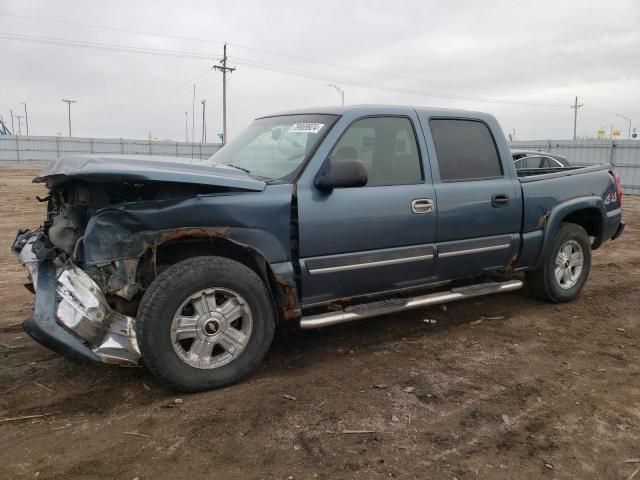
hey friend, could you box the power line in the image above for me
[0,30,575,108]
[85,76,222,112]
[233,57,569,107]
[86,67,213,109]
[0,12,571,99]
[0,32,215,59]
[0,12,226,47]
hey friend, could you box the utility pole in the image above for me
[184,111,189,142]
[9,109,14,134]
[212,43,236,145]
[201,99,207,143]
[14,115,23,135]
[616,114,632,139]
[329,84,345,105]
[570,96,583,140]
[62,99,76,137]
[191,84,196,143]
[21,102,29,135]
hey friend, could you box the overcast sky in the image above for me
[1,0,639,141]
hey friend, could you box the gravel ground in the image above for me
[0,164,638,480]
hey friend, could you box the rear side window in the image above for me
[429,119,502,182]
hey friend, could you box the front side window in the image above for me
[328,116,423,186]
[210,114,338,180]
[429,119,503,182]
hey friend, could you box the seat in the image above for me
[332,146,358,161]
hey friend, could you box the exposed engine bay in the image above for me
[20,180,225,304]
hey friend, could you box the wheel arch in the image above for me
[148,236,301,324]
[535,196,606,269]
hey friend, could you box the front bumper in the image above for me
[15,234,140,366]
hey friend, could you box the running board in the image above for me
[299,279,523,329]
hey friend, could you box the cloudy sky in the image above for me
[1,0,639,141]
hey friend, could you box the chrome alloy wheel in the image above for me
[170,288,253,369]
[554,240,584,290]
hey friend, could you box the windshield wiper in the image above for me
[225,164,251,174]
[224,163,271,181]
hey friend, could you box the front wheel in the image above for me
[136,256,276,392]
[526,222,592,303]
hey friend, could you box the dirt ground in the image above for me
[0,164,638,480]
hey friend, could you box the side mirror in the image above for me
[315,158,368,190]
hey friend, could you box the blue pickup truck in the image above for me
[13,105,624,391]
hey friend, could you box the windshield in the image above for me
[209,114,338,180]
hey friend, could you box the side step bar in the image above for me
[299,279,523,329]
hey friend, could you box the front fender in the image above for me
[83,213,289,266]
[81,186,293,266]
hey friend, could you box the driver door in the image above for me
[296,112,438,306]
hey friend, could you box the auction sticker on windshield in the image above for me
[287,123,325,134]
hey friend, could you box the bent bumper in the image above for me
[16,236,140,366]
[24,261,102,363]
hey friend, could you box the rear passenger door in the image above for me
[424,118,522,280]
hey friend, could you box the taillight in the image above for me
[613,172,623,207]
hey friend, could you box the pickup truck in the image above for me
[12,105,625,392]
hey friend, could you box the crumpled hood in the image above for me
[34,154,266,191]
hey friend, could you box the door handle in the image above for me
[411,198,435,214]
[491,193,510,208]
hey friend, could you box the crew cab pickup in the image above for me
[12,106,625,391]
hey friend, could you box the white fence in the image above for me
[0,135,222,162]
[1,135,638,194]
[509,139,640,195]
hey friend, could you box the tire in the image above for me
[136,256,276,392]
[526,222,591,303]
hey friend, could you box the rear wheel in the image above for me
[526,222,591,303]
[136,256,276,392]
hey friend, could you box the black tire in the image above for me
[526,222,591,303]
[136,256,276,392]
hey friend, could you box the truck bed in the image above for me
[515,163,620,270]
[517,164,608,181]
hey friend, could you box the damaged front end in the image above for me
[13,155,299,367]
[13,231,140,365]
[12,164,258,366]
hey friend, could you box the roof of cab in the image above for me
[257,104,494,120]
